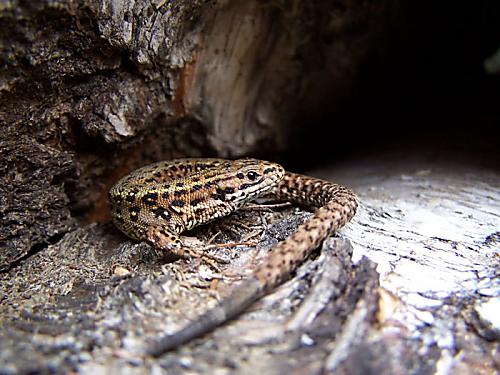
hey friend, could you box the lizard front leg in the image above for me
[144,224,210,260]
[145,225,186,258]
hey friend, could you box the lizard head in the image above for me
[213,158,285,205]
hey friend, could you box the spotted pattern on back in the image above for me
[109,158,285,241]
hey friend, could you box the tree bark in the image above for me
[1,1,498,374]
[0,0,395,269]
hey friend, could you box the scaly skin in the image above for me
[108,158,358,356]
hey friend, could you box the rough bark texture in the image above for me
[1,0,499,374]
[0,0,395,269]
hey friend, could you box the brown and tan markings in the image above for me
[108,158,358,355]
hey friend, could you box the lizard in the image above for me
[108,158,358,356]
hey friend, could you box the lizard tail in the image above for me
[148,277,264,356]
[149,172,358,356]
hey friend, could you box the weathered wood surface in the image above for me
[1,155,498,374]
[1,0,499,374]
[317,156,500,374]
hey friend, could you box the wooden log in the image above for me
[1,0,498,374]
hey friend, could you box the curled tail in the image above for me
[149,172,358,356]
[255,172,358,288]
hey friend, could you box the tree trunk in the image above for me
[1,0,498,374]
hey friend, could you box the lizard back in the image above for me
[109,158,285,241]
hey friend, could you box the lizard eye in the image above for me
[247,171,259,181]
